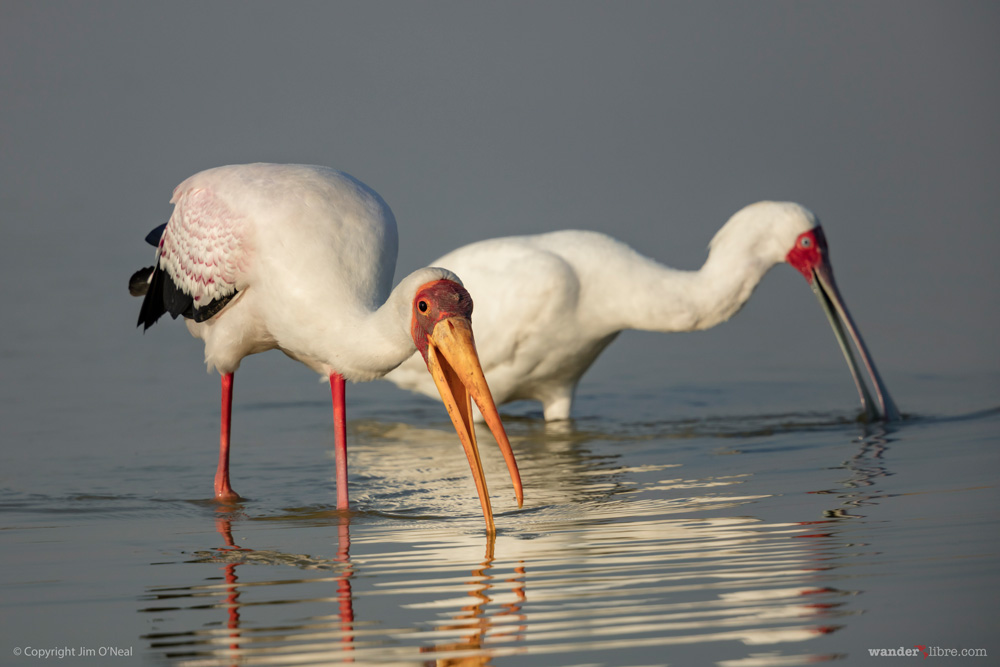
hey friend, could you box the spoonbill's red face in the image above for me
[785,227,829,282]
[783,225,899,422]
[409,279,523,534]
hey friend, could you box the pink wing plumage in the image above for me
[157,184,249,310]
[134,179,252,329]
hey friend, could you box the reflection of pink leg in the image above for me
[215,373,241,501]
[336,516,354,654]
[213,516,245,663]
[224,561,241,654]
[222,536,242,656]
[216,517,234,548]
[330,373,349,510]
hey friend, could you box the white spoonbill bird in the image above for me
[384,201,899,422]
[130,163,522,533]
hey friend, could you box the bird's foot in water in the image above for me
[214,490,244,504]
[214,476,243,504]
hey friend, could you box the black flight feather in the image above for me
[131,224,238,330]
[144,222,167,246]
[129,267,154,297]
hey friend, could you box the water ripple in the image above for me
[141,504,855,665]
[131,410,924,665]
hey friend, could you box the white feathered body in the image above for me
[385,202,817,419]
[154,163,437,381]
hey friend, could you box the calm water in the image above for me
[2,346,997,665]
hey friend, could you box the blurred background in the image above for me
[2,1,997,440]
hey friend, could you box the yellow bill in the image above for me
[424,316,524,533]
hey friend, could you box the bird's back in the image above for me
[145,163,399,374]
[385,230,639,418]
[175,163,397,305]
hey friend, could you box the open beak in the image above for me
[423,316,524,533]
[809,258,900,422]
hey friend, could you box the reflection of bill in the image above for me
[419,535,528,667]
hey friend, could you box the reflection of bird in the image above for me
[385,202,899,422]
[130,163,522,532]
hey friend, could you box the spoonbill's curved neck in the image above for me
[608,233,781,335]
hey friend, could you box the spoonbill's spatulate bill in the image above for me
[130,163,522,533]
[384,201,899,423]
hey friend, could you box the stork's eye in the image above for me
[418,300,429,313]
[800,237,812,248]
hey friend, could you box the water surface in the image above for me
[3,370,997,665]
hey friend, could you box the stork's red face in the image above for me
[783,225,899,422]
[409,279,523,534]
[411,280,475,362]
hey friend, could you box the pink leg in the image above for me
[215,372,241,501]
[330,373,349,510]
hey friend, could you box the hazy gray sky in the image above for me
[2,1,997,411]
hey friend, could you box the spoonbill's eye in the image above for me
[418,300,429,313]
[800,236,812,248]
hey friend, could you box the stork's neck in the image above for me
[292,267,454,382]
[604,223,786,334]
[327,303,418,382]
